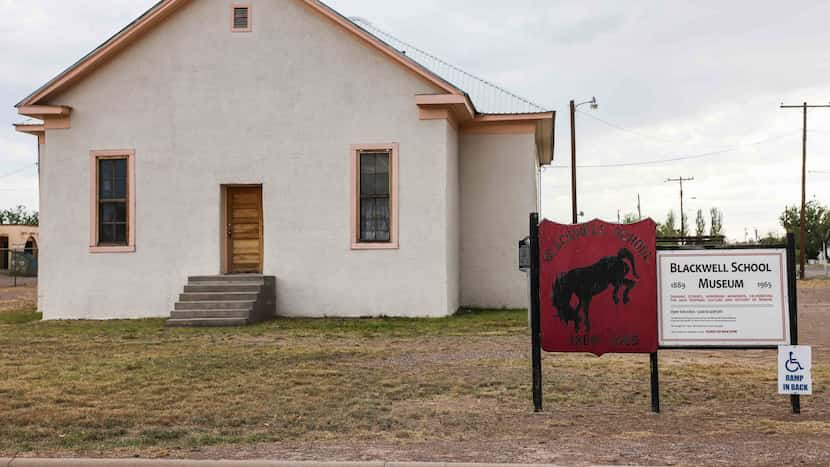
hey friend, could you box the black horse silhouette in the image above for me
[552,248,639,332]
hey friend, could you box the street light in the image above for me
[570,97,598,224]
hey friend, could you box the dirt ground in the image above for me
[0,277,36,312]
[193,283,830,466]
[0,280,827,466]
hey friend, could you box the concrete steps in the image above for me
[165,275,276,327]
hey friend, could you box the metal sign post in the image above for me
[786,232,801,414]
[529,213,543,412]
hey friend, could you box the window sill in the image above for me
[89,245,136,254]
[351,242,399,250]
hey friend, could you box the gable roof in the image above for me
[16,0,469,109]
[350,18,548,115]
[16,0,549,118]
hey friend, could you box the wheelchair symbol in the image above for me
[785,352,804,373]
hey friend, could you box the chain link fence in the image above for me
[1,247,38,286]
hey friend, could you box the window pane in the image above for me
[360,153,374,196]
[115,203,127,222]
[115,159,127,178]
[360,196,390,242]
[115,224,127,243]
[374,155,389,195]
[100,178,114,198]
[100,223,115,243]
[100,159,114,181]
[101,203,115,222]
[115,176,127,198]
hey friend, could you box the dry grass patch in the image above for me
[1,304,828,465]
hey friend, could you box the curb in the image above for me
[0,461,567,467]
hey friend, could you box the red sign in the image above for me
[539,219,658,355]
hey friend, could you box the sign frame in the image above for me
[656,245,792,349]
[652,236,801,414]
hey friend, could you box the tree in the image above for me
[680,212,689,237]
[622,212,640,224]
[758,231,785,246]
[709,208,723,237]
[658,210,678,237]
[779,200,830,260]
[695,209,706,237]
[0,205,38,225]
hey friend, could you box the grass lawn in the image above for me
[1,303,829,464]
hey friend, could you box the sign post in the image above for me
[785,232,801,413]
[529,213,543,413]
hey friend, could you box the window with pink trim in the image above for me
[89,150,135,253]
[231,4,252,32]
[351,144,399,250]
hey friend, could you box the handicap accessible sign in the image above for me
[778,345,812,395]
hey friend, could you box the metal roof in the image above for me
[350,17,549,115]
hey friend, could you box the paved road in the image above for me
[0,461,575,467]
[805,263,829,279]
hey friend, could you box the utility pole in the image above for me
[665,177,694,237]
[781,101,830,279]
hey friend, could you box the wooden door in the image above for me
[227,186,263,274]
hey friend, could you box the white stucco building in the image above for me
[14,0,554,322]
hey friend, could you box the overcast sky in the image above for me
[3,1,830,240]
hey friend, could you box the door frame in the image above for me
[221,184,264,274]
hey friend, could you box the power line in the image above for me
[546,131,798,169]
[0,163,37,180]
[575,109,672,144]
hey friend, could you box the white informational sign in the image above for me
[778,345,812,395]
[658,249,790,347]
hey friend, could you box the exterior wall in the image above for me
[459,132,537,309]
[445,122,460,315]
[38,0,457,319]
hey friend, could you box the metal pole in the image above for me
[650,352,660,413]
[679,178,685,237]
[529,212,543,412]
[800,103,807,280]
[786,232,801,414]
[570,100,577,224]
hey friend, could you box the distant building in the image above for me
[0,224,38,272]
[13,0,554,320]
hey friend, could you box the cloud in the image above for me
[3,0,830,240]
